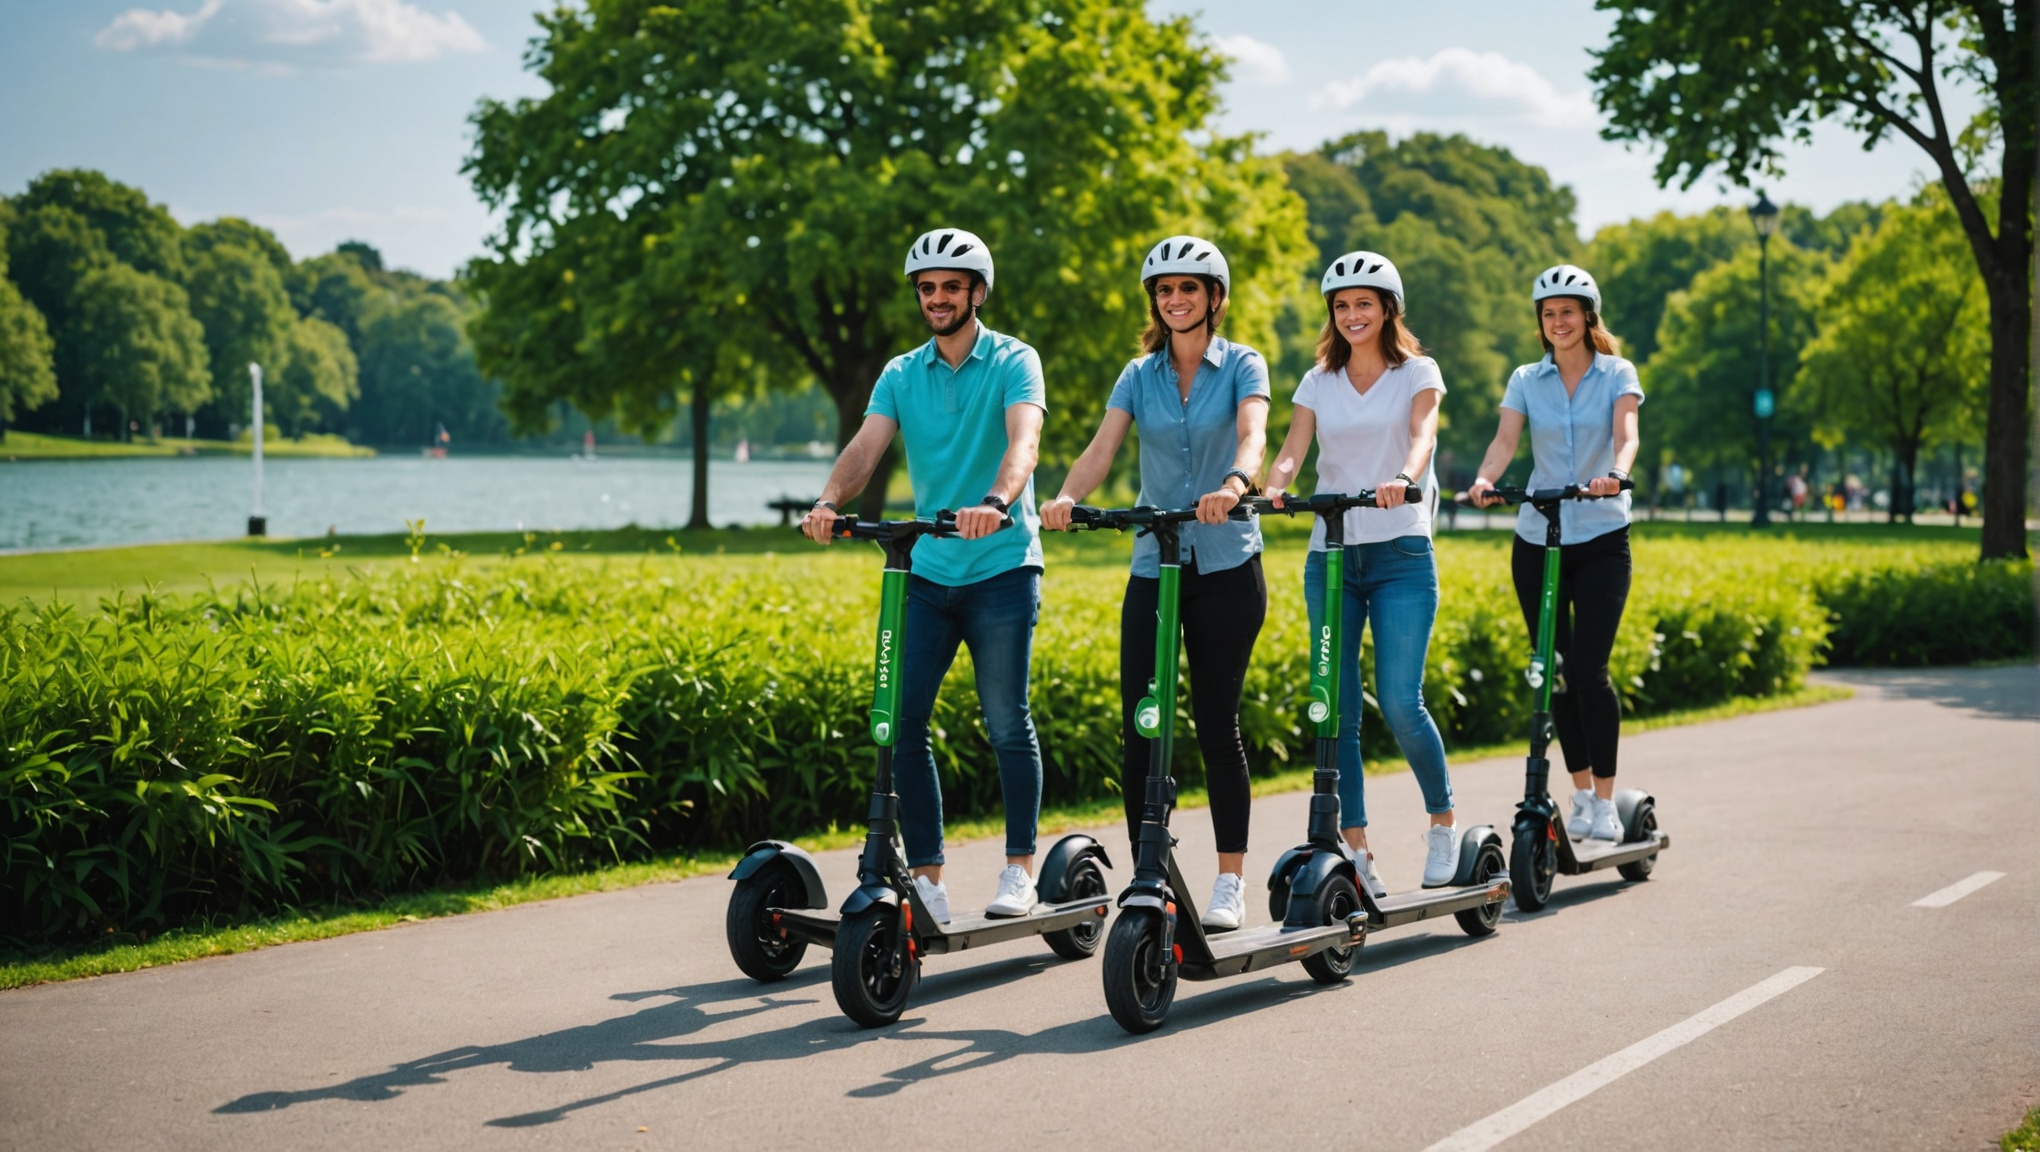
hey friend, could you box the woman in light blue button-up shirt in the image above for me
[1041,236,1270,931]
[1470,264,1643,844]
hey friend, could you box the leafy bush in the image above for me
[0,530,2016,944]
[1820,558,2034,665]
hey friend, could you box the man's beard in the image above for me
[926,306,974,338]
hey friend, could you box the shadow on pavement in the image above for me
[1501,871,1645,924]
[1820,664,2039,722]
[211,951,1074,1128]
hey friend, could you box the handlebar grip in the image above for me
[935,507,1015,529]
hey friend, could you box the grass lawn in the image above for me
[1,429,374,460]
[0,680,1849,990]
[0,516,1985,605]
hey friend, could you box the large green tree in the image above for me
[1799,193,1988,519]
[1586,208,1751,363]
[67,263,210,435]
[0,203,58,437]
[1592,0,2035,558]
[1647,241,1830,489]
[185,220,299,435]
[465,0,1311,517]
[272,315,360,437]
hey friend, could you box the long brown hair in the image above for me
[1315,288,1424,371]
[1536,300,1621,356]
[1140,274,1229,355]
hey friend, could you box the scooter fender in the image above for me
[1614,788,1655,836]
[1449,824,1502,886]
[1036,834,1113,903]
[1265,844,1312,893]
[728,841,828,909]
[839,883,900,919]
[1282,849,1357,925]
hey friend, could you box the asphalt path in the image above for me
[2,665,2034,1151]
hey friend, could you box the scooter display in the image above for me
[1253,488,1511,944]
[725,511,1113,1027]
[1070,500,1373,1035]
[1470,482,1669,911]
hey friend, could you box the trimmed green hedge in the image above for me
[1,534,2023,943]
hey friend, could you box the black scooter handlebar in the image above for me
[1245,485,1421,516]
[1458,478,1634,508]
[818,507,1012,542]
[1067,502,1253,531]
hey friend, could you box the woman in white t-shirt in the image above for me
[1263,250,1460,895]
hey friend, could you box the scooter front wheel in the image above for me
[1102,910,1178,1034]
[832,906,917,1027]
[1454,840,1509,937]
[726,863,809,982]
[1510,824,1557,912]
[1299,874,1363,984]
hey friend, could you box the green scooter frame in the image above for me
[1473,482,1668,911]
[725,512,1112,1028]
[1252,489,1511,944]
[1070,501,1374,1036]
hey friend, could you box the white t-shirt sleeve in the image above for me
[1291,366,1322,411]
[1405,356,1446,397]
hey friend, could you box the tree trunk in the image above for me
[821,362,897,520]
[1980,264,2034,558]
[686,375,712,531]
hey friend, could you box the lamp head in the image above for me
[1749,191,1781,238]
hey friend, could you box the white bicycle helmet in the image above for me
[1141,235,1230,293]
[1320,250,1403,309]
[904,228,995,298]
[1532,264,1601,312]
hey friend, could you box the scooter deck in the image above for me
[1180,919,1366,981]
[767,896,1108,952]
[1562,831,1670,874]
[1368,878,1511,929]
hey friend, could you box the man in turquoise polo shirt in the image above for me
[800,227,1047,923]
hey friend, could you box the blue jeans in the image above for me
[1302,537,1454,829]
[892,566,1044,868]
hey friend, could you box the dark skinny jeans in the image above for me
[1120,554,1266,854]
[1510,526,1632,780]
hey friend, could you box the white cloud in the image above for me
[94,0,484,67]
[1313,47,1596,131]
[1210,33,1289,86]
[94,0,224,50]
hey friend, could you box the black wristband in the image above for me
[1607,468,1630,482]
[1222,468,1255,495]
[814,500,837,512]
[1394,472,1415,486]
[980,494,1009,513]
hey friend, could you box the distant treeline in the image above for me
[0,170,508,448]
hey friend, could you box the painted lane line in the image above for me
[1423,967,1825,1152]
[1912,870,2006,908]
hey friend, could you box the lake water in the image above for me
[0,455,838,551]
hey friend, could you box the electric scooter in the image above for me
[1468,482,1669,911]
[1252,489,1511,945]
[1070,501,1371,1036]
[725,511,1113,1027]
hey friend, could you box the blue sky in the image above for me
[0,1,1972,279]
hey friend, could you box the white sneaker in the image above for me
[912,875,950,923]
[1567,789,1595,839]
[984,865,1036,918]
[1588,796,1622,841]
[1422,824,1462,888]
[1350,847,1387,899]
[1201,872,1245,931]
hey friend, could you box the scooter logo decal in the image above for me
[877,628,893,689]
[1316,625,1332,676]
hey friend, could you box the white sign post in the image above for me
[248,362,267,537]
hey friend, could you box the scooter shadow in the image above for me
[211,951,1073,1129]
[1501,872,1641,923]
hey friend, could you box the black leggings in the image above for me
[1510,527,1631,780]
[1120,554,1266,854]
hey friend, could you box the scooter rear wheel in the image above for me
[831,906,917,1027]
[1102,910,1178,1034]
[1454,841,1509,937]
[1042,856,1110,960]
[726,863,809,982]
[1617,801,1660,882]
[1510,825,1557,912]
[1299,874,1363,984]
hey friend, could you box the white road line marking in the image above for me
[1423,967,1825,1152]
[1912,871,2007,908]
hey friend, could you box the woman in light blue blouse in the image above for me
[1041,236,1270,931]
[1469,265,1643,843]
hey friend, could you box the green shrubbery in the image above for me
[1,532,2024,944]
[1819,558,2034,665]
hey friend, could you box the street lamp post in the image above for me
[1748,191,1780,527]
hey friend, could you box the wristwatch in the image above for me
[1222,468,1255,495]
[814,500,838,512]
[1393,471,1415,486]
[980,494,1009,512]
[1607,468,1630,482]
